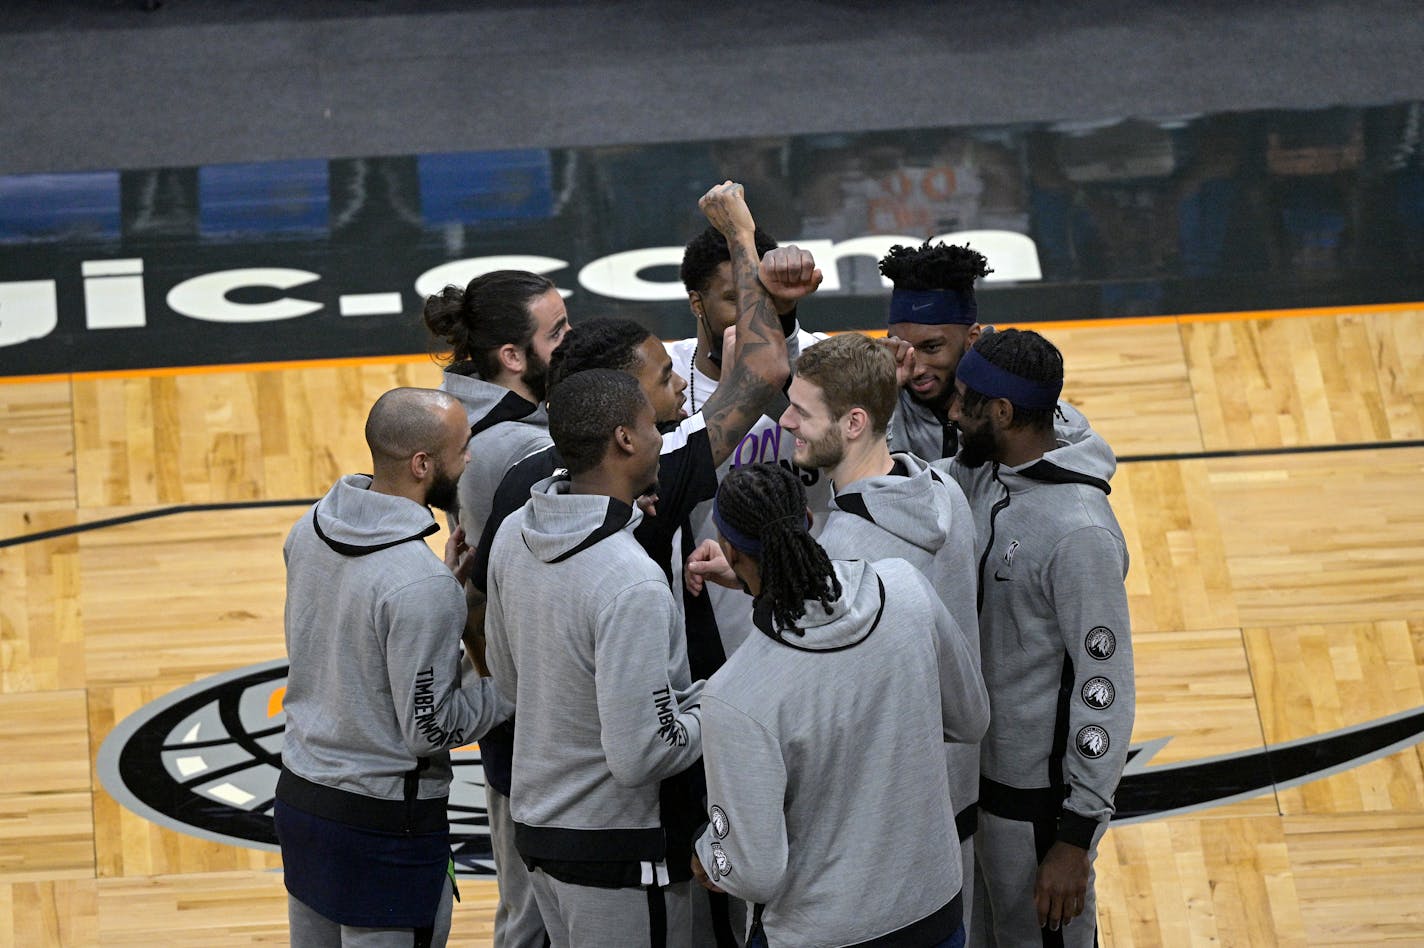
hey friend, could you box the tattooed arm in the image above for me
[696,181,793,466]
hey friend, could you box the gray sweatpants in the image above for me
[969,811,1097,948]
[529,870,691,948]
[488,790,547,948]
[287,877,453,948]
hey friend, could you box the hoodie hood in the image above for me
[519,475,643,564]
[752,559,886,652]
[311,474,440,556]
[828,453,951,557]
[999,401,1117,495]
[440,367,546,436]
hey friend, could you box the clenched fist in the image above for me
[699,180,755,237]
[759,244,823,304]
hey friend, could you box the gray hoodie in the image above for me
[440,367,551,544]
[937,405,1134,851]
[887,388,957,461]
[281,474,512,805]
[484,476,705,865]
[694,558,989,948]
[816,453,981,841]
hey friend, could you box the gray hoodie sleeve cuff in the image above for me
[1056,811,1102,851]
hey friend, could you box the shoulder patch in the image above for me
[1077,725,1110,759]
[1085,626,1116,661]
[1082,677,1116,710]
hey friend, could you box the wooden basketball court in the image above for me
[2,303,1422,945]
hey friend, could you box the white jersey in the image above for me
[665,329,834,656]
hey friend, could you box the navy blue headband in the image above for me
[711,498,812,557]
[955,347,1062,410]
[711,500,761,555]
[887,288,977,326]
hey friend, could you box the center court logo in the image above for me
[96,658,496,876]
[99,661,1424,868]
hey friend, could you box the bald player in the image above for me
[277,387,512,948]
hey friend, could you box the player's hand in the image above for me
[444,525,475,585]
[684,538,739,596]
[759,244,823,306]
[691,852,726,894]
[699,180,755,238]
[1035,840,1091,931]
[878,336,916,388]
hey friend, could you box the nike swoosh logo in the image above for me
[1113,705,1424,823]
[994,572,1012,582]
[911,301,935,311]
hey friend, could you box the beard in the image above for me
[797,427,845,473]
[425,462,461,514]
[955,422,998,469]
[522,346,550,404]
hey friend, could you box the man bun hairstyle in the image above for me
[546,317,653,395]
[547,369,648,476]
[715,463,841,636]
[680,225,779,293]
[960,328,1064,432]
[422,270,555,376]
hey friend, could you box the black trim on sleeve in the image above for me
[1056,811,1101,851]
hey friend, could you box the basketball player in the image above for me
[943,330,1134,947]
[879,240,993,461]
[690,463,988,947]
[276,387,511,948]
[484,369,705,947]
[422,270,568,948]
[775,331,985,930]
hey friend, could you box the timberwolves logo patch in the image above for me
[710,843,732,880]
[710,805,729,839]
[1077,725,1110,759]
[96,660,496,876]
[1082,677,1115,710]
[1085,627,1116,661]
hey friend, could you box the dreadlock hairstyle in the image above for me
[422,270,555,376]
[959,328,1064,432]
[877,240,993,292]
[545,318,652,395]
[715,463,841,636]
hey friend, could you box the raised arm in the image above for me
[696,181,793,466]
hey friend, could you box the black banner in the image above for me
[2,102,1422,376]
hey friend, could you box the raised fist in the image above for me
[699,180,755,237]
[759,244,824,304]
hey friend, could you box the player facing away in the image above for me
[423,269,569,948]
[277,387,511,948]
[941,329,1135,947]
[691,463,988,948]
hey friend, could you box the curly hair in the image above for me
[679,225,779,293]
[877,240,993,291]
[545,318,652,395]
